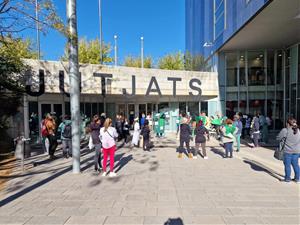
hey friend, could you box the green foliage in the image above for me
[184,51,210,71]
[61,38,113,64]
[0,0,66,38]
[0,37,36,130]
[123,55,152,68]
[158,52,184,70]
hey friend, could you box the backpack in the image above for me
[62,123,72,138]
[41,121,48,137]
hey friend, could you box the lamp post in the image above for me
[98,0,103,64]
[114,35,118,67]
[67,0,81,173]
[140,36,144,68]
[35,0,40,59]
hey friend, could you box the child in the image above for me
[140,120,151,151]
[194,120,209,159]
[221,119,237,158]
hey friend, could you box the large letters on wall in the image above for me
[25,69,45,96]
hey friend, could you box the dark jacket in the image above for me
[195,125,209,143]
[180,123,192,142]
[140,125,150,140]
[90,122,101,144]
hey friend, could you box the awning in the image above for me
[220,0,300,51]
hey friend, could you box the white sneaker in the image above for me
[102,172,107,177]
[109,172,117,177]
[204,156,208,159]
[193,156,197,159]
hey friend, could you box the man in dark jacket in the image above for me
[178,117,192,158]
[90,115,102,172]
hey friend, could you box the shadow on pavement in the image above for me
[243,158,284,181]
[0,154,94,207]
[115,154,133,173]
[164,218,184,225]
[210,147,224,158]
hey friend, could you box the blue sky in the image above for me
[23,0,185,64]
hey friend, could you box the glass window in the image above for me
[201,102,208,114]
[179,102,187,115]
[239,52,246,86]
[297,100,300,123]
[65,102,70,116]
[92,103,98,117]
[85,103,91,118]
[188,102,199,119]
[267,51,275,85]
[214,0,225,39]
[291,84,297,117]
[277,51,283,85]
[248,51,265,86]
[226,53,238,87]
[98,103,104,114]
[285,50,290,99]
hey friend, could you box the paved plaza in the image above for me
[0,134,299,225]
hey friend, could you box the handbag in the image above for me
[274,135,287,161]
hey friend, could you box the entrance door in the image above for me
[128,104,135,126]
[139,104,146,117]
[41,104,51,118]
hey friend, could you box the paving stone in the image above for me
[24,216,69,225]
[223,216,266,225]
[121,207,157,216]
[85,208,122,216]
[183,215,226,224]
[64,216,106,225]
[0,216,31,225]
[104,216,143,225]
[48,207,88,216]
[261,216,300,224]
[143,216,180,225]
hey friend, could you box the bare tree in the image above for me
[0,0,65,40]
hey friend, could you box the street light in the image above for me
[114,35,118,67]
[140,36,144,68]
[98,0,103,64]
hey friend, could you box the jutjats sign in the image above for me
[24,60,218,98]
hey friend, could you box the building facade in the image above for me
[186,0,300,128]
[23,59,219,133]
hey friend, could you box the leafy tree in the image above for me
[123,55,152,68]
[0,37,37,135]
[158,52,184,70]
[0,0,65,39]
[61,38,113,64]
[184,51,210,71]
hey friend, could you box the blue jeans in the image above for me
[283,153,300,181]
[224,142,233,157]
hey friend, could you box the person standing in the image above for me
[276,118,300,183]
[45,114,57,160]
[90,115,102,172]
[233,114,243,152]
[140,120,151,151]
[259,113,269,144]
[146,113,153,130]
[115,114,123,141]
[132,117,140,147]
[100,118,118,177]
[251,114,260,148]
[58,115,72,158]
[194,120,209,159]
[222,119,237,158]
[178,117,192,159]
[123,117,130,144]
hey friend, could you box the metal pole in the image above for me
[141,36,144,68]
[35,0,40,60]
[114,35,117,67]
[98,0,103,64]
[67,0,81,173]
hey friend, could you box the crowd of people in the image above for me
[37,110,299,183]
